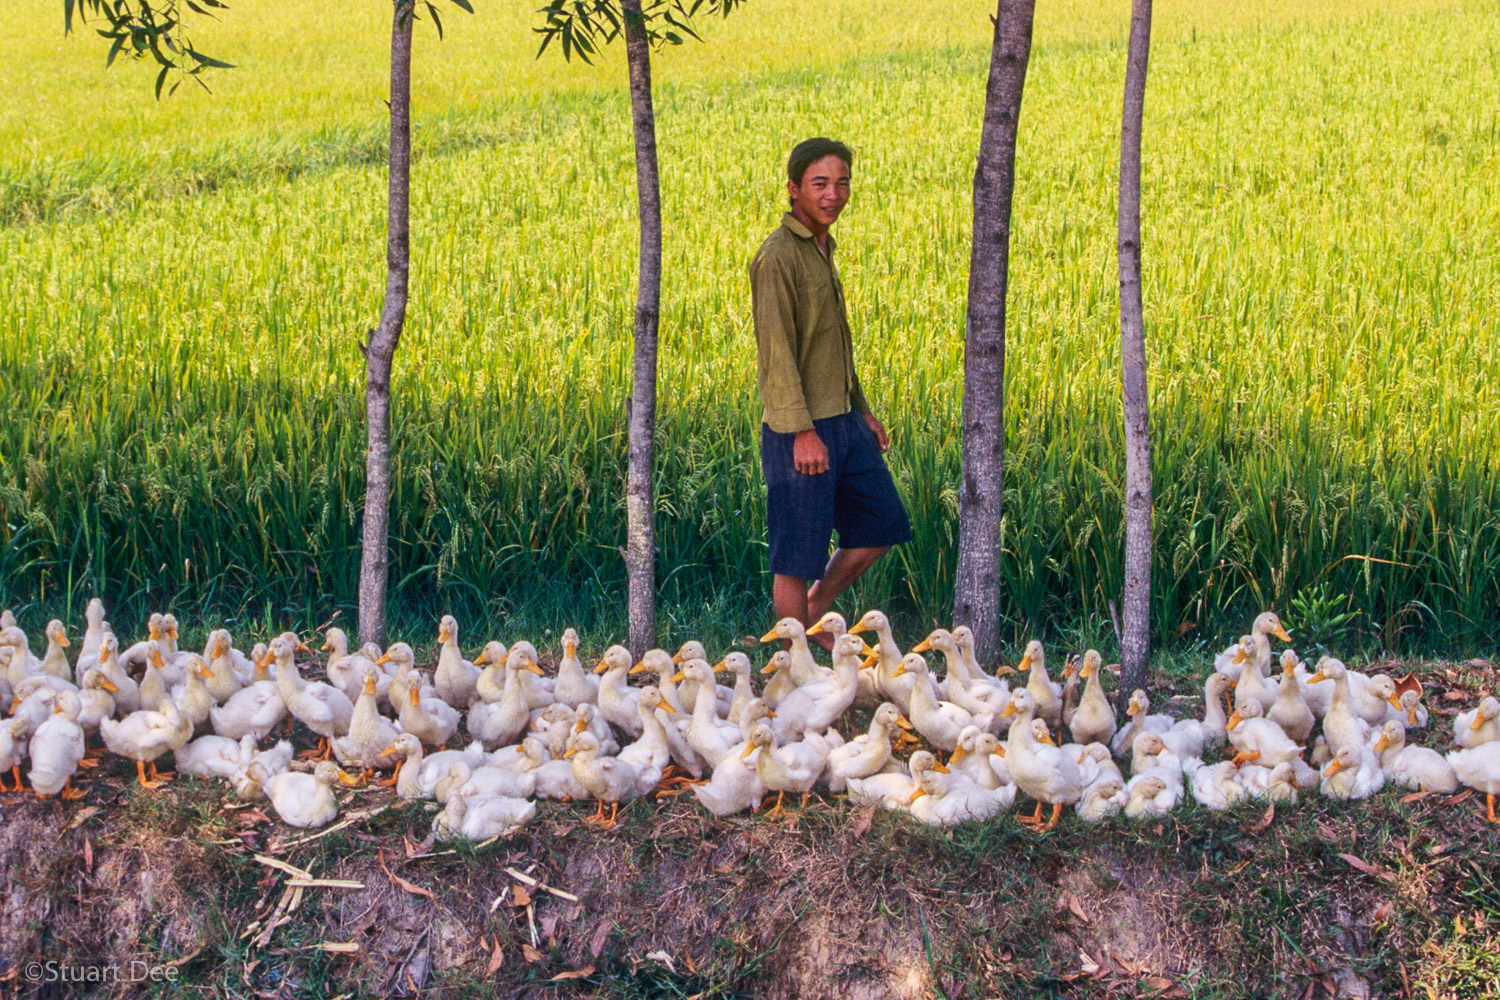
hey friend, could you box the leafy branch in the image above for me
[535,0,743,63]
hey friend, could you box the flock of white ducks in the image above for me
[1,603,1497,839]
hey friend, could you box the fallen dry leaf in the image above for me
[1372,901,1394,923]
[83,836,93,873]
[590,920,612,958]
[238,809,273,826]
[1441,790,1474,806]
[539,914,559,940]
[551,965,595,981]
[1443,690,1469,702]
[848,804,877,840]
[1060,892,1090,923]
[485,941,504,976]
[1315,822,1341,843]
[1244,802,1276,833]
[1399,791,1431,804]
[63,806,101,831]
[1338,853,1394,882]
[521,944,544,964]
[1145,977,1173,991]
[513,884,532,908]
[377,848,435,900]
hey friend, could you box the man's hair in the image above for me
[787,137,854,190]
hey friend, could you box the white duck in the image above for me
[845,751,948,810]
[209,655,286,740]
[1267,650,1316,743]
[913,629,1009,721]
[434,615,482,708]
[1183,757,1244,812]
[744,721,833,818]
[552,628,598,709]
[1124,773,1179,818]
[908,769,1013,825]
[891,652,989,751]
[824,702,906,793]
[770,633,865,740]
[38,620,72,684]
[1225,698,1302,769]
[593,645,643,739]
[565,730,649,827]
[1454,697,1499,749]
[1017,641,1063,732]
[849,610,912,712]
[331,670,404,777]
[434,792,536,840]
[1445,743,1500,824]
[322,627,383,706]
[27,691,87,799]
[382,733,486,800]
[1076,775,1128,822]
[94,634,139,715]
[1000,688,1083,830]
[1067,650,1116,748]
[100,699,193,789]
[1306,657,1371,753]
[1372,720,1457,793]
[1321,744,1385,801]
[76,598,107,672]
[467,649,543,750]
[258,759,349,828]
[269,637,354,759]
[177,733,257,780]
[0,718,24,792]
[677,659,745,769]
[396,671,460,749]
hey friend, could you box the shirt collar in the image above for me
[781,212,835,254]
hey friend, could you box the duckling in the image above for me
[1225,698,1302,770]
[434,791,537,840]
[1017,641,1064,732]
[433,760,536,804]
[771,633,867,741]
[846,750,948,811]
[1111,689,1173,756]
[565,730,649,827]
[177,733,255,780]
[1354,674,1404,727]
[76,598,107,673]
[504,640,554,711]
[200,631,245,703]
[489,734,553,774]
[0,717,29,791]
[258,759,350,828]
[1396,690,1429,730]
[1068,650,1116,747]
[468,649,544,750]
[118,614,166,674]
[1267,650,1316,744]
[9,686,60,740]
[1214,636,1250,682]
[1307,657,1371,753]
[630,648,686,714]
[552,628,599,709]
[1000,688,1083,830]
[322,627,383,706]
[397,671,460,749]
[614,686,675,784]
[269,637,354,760]
[951,625,1008,701]
[745,721,834,818]
[947,728,1010,791]
[1240,760,1300,804]
[1244,611,1292,686]
[677,659,745,769]
[594,645,644,739]
[209,656,286,740]
[75,668,118,732]
[332,670,404,778]
[1124,773,1179,818]
[1454,697,1500,749]
[94,634,139,715]
[1445,743,1500,824]
[1372,720,1457,793]
[892,652,990,751]
[1059,654,1084,730]
[382,733,487,799]
[691,733,768,817]
[1076,775,1128,822]
[155,614,191,682]
[100,700,193,789]
[433,616,482,708]
[825,702,906,793]
[761,617,831,692]
[373,643,421,713]
[1321,744,1385,801]
[137,641,171,712]
[28,691,87,799]
[719,652,755,727]
[907,769,1013,825]
[849,611,911,712]
[38,620,72,684]
[671,641,732,716]
[1130,730,1183,779]
[913,629,1009,721]
[1183,757,1243,812]
[169,654,216,735]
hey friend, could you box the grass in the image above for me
[2,0,1499,657]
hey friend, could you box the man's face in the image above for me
[788,154,851,228]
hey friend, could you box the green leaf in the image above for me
[426,1,443,39]
[449,0,474,13]
[154,63,169,100]
[185,46,235,68]
[106,33,126,67]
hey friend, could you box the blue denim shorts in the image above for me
[760,411,914,581]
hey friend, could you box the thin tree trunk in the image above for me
[358,0,413,648]
[1117,0,1154,706]
[622,0,660,658]
[952,0,1035,665]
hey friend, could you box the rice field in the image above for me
[1,0,1498,652]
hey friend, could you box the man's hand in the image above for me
[863,413,890,453]
[793,429,829,475]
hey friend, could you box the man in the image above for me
[750,137,913,647]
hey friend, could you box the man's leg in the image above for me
[808,545,890,622]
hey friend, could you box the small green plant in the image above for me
[1286,581,1360,650]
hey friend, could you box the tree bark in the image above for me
[622,0,660,658]
[1117,0,1154,707]
[952,0,1035,665]
[358,0,413,648]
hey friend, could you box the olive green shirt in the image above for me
[750,213,871,434]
